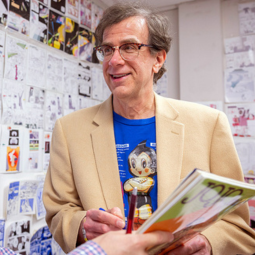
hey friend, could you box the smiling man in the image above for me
[43,3,255,255]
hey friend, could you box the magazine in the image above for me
[136,168,255,255]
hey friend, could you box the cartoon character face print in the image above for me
[128,140,157,177]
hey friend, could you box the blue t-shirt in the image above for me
[113,112,158,230]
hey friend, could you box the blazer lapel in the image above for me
[91,96,124,215]
[155,94,185,207]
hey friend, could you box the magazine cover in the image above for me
[137,169,255,254]
[65,18,79,57]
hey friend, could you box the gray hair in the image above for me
[95,3,172,84]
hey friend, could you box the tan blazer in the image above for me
[43,93,255,254]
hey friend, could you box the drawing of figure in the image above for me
[124,141,157,230]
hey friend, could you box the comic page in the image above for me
[22,129,43,172]
[102,78,111,101]
[46,52,63,92]
[225,51,254,69]
[0,219,5,247]
[8,0,30,36]
[6,220,30,255]
[224,67,255,102]
[66,0,79,21]
[91,3,103,32]
[25,86,44,129]
[91,67,103,101]
[26,44,47,88]
[226,103,255,137]
[78,62,91,97]
[0,0,8,26]
[235,139,255,176]
[6,182,19,216]
[2,79,26,126]
[30,2,49,44]
[36,180,46,219]
[78,95,94,109]
[0,30,5,80]
[63,93,78,116]
[50,0,66,14]
[80,0,92,29]
[48,10,65,51]
[4,35,28,82]
[30,226,52,255]
[63,58,78,94]
[65,17,79,57]
[78,27,92,62]
[44,91,63,131]
[91,33,99,63]
[239,2,255,35]
[224,35,255,54]
[0,125,24,173]
[43,132,51,171]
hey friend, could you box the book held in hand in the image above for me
[136,168,255,255]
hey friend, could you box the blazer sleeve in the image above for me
[43,119,86,253]
[201,111,255,254]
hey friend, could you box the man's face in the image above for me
[102,16,158,103]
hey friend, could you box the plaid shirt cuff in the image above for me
[69,240,107,255]
[0,247,17,255]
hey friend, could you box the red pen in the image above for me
[126,187,137,234]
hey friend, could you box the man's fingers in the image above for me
[86,209,125,229]
[140,231,174,248]
[106,207,124,219]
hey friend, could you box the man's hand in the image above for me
[93,230,174,255]
[79,207,125,242]
[167,234,212,255]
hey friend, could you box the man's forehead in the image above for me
[102,16,149,44]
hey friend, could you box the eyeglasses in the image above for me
[93,43,154,62]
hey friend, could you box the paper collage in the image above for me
[65,17,79,56]
[8,0,30,36]
[0,0,8,26]
[66,0,79,21]
[239,2,255,35]
[30,1,49,44]
[80,0,92,29]
[48,10,65,51]
[226,103,255,137]
[6,220,30,255]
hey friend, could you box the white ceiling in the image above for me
[98,0,194,12]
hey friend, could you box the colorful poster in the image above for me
[66,0,79,20]
[224,67,255,102]
[50,0,65,14]
[226,103,255,137]
[0,0,8,26]
[28,130,40,171]
[78,27,92,62]
[244,176,255,229]
[239,2,255,35]
[80,0,91,29]
[48,10,65,51]
[30,3,49,44]
[91,33,99,63]
[65,18,79,57]
[4,35,28,82]
[8,0,30,36]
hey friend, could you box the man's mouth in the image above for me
[110,73,130,79]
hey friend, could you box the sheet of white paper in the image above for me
[224,35,255,54]
[91,67,103,101]
[239,2,255,35]
[63,58,78,94]
[225,51,254,69]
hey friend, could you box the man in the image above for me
[43,3,255,255]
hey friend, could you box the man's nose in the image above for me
[108,48,125,65]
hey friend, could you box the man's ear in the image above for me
[153,50,166,73]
